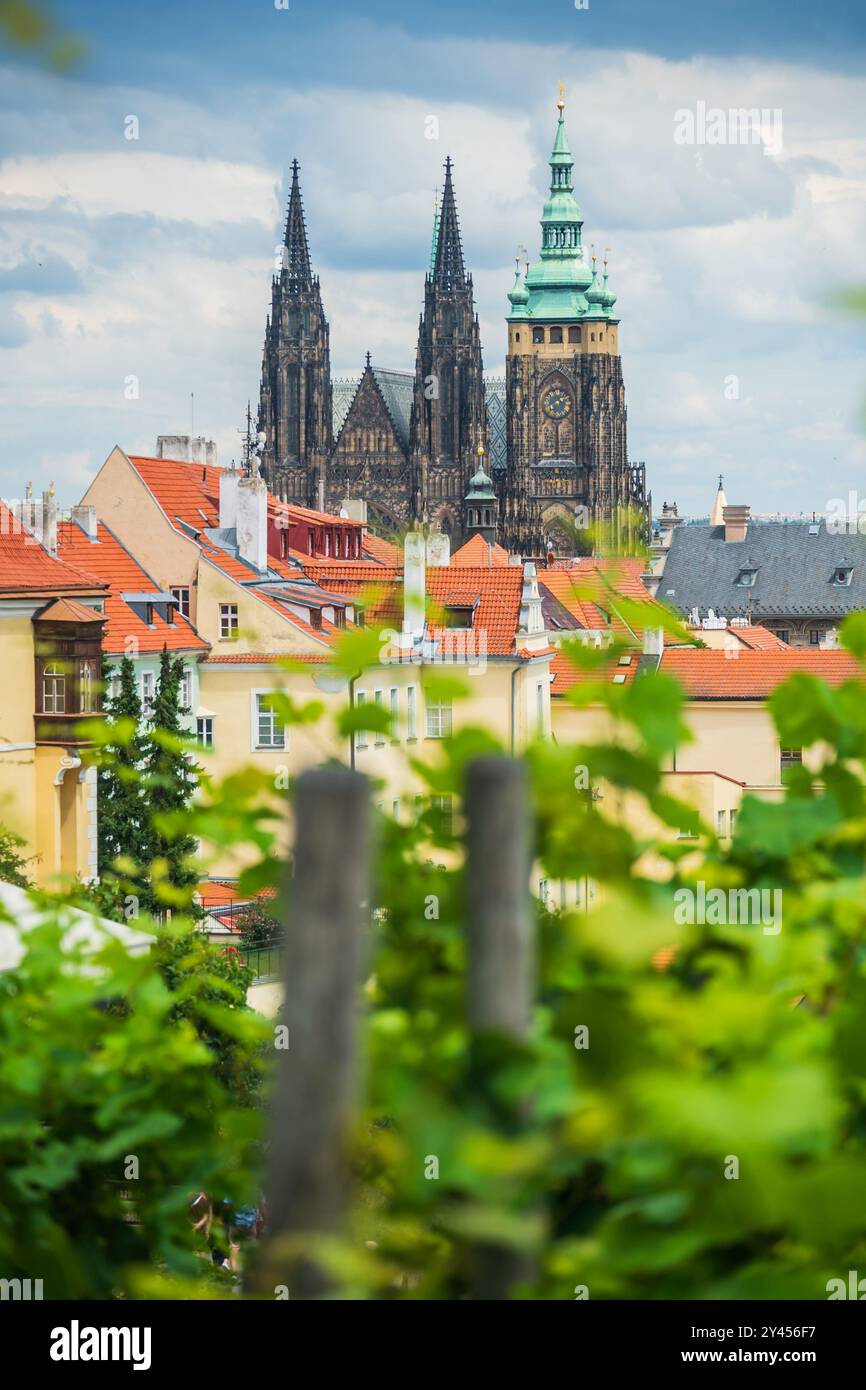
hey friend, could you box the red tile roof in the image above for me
[450,535,510,567]
[551,646,641,695]
[362,532,402,564]
[426,566,525,657]
[57,519,208,655]
[0,502,106,596]
[661,648,864,699]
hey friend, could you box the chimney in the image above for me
[71,504,98,541]
[723,504,750,543]
[41,487,57,556]
[403,531,426,644]
[426,532,450,567]
[339,497,367,524]
[156,435,218,467]
[219,466,240,529]
[237,477,268,572]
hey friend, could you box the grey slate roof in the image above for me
[332,379,357,438]
[372,369,414,451]
[659,520,866,620]
[330,370,508,472]
[485,376,507,475]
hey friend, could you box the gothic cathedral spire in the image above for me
[258,160,332,500]
[411,156,487,538]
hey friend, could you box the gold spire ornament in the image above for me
[558,82,566,112]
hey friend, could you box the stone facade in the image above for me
[257,106,649,552]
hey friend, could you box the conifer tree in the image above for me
[97,654,148,875]
[139,647,201,915]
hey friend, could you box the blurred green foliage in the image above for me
[3,610,866,1299]
[0,0,86,69]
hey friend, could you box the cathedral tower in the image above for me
[501,96,644,554]
[258,160,332,503]
[411,158,487,538]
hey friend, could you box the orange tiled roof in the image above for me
[57,520,209,655]
[551,647,642,695]
[450,535,510,567]
[127,456,354,652]
[661,647,864,699]
[0,502,107,596]
[361,533,401,563]
[426,566,524,657]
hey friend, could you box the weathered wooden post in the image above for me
[464,756,535,1298]
[251,766,370,1299]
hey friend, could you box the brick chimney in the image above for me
[723,504,750,543]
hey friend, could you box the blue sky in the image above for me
[1,0,865,514]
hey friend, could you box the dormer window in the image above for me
[832,566,853,587]
[443,605,474,629]
[735,568,757,587]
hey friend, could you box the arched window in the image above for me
[550,327,563,344]
[43,663,66,713]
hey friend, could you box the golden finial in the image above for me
[477,443,485,457]
[25,480,32,499]
[49,480,55,497]
[557,82,566,112]
[604,245,611,268]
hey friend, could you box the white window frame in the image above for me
[43,662,66,714]
[196,716,214,748]
[179,666,192,711]
[250,689,286,752]
[536,680,545,737]
[425,696,453,739]
[389,687,399,743]
[355,690,368,750]
[406,684,417,740]
[171,585,191,619]
[374,689,385,746]
[141,670,155,716]
[220,603,239,640]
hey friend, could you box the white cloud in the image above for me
[0,41,865,517]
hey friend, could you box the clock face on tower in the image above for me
[542,388,573,421]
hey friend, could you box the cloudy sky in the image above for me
[1,0,865,515]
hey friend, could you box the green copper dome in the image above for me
[507,100,594,323]
[507,260,529,318]
[465,459,496,501]
[506,98,620,327]
[601,262,617,318]
[584,256,606,319]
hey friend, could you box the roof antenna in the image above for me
[191,391,195,440]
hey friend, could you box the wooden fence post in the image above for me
[466,757,533,1040]
[251,766,370,1299]
[464,756,536,1298]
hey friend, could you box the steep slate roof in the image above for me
[0,502,106,596]
[57,518,209,655]
[373,369,414,451]
[330,373,508,474]
[659,520,866,620]
[660,648,863,699]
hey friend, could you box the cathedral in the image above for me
[257,97,649,553]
